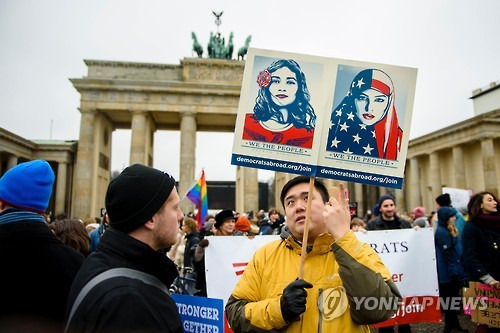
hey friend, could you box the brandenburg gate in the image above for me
[70,57,260,219]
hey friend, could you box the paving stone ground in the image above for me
[371,313,478,332]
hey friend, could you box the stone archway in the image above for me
[70,57,259,218]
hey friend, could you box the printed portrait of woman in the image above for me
[242,59,316,148]
[326,68,403,160]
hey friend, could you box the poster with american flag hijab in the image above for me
[232,48,417,189]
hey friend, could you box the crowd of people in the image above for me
[0,160,498,332]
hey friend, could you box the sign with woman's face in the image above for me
[354,88,390,125]
[269,67,298,107]
[232,48,417,189]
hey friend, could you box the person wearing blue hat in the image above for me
[435,207,468,333]
[436,193,466,241]
[0,160,85,329]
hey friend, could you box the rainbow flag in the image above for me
[186,170,208,229]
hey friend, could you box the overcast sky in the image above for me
[1,0,499,183]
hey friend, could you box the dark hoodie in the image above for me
[435,207,466,284]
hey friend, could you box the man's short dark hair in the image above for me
[280,176,330,208]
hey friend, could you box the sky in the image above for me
[1,0,499,183]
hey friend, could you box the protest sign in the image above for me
[463,282,500,328]
[231,48,417,189]
[442,187,472,212]
[356,228,441,326]
[171,293,224,333]
[206,229,441,326]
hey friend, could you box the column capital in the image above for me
[130,109,148,115]
[180,110,197,118]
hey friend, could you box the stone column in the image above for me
[452,146,465,189]
[146,115,155,166]
[429,152,441,204]
[55,162,68,215]
[349,182,365,217]
[236,166,244,213]
[395,189,405,214]
[366,184,379,212]
[130,111,148,165]
[72,110,96,219]
[378,187,388,197]
[481,138,498,196]
[274,172,295,213]
[236,167,258,213]
[179,111,197,213]
[7,155,18,170]
[347,182,355,203]
[408,157,421,210]
[129,111,155,166]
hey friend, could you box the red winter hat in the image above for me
[411,207,426,218]
[235,216,251,232]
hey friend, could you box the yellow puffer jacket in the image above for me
[226,230,400,332]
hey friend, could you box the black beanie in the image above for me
[436,193,451,207]
[105,164,176,233]
[378,194,395,207]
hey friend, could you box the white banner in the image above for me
[205,235,279,304]
[355,228,439,297]
[205,228,441,325]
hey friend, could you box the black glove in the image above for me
[280,279,313,323]
[198,239,209,248]
[451,275,467,288]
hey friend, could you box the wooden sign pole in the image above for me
[298,176,315,279]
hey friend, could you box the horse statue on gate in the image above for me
[207,32,214,58]
[224,32,234,59]
[237,35,252,60]
[191,32,203,58]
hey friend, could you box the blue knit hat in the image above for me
[437,206,457,227]
[0,160,55,213]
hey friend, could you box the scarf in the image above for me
[0,207,47,225]
[475,213,500,230]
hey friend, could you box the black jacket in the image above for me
[462,219,500,281]
[65,228,182,333]
[184,231,200,269]
[0,209,85,329]
[366,215,412,230]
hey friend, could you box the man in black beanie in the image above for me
[365,194,412,333]
[436,193,452,208]
[65,164,184,333]
[366,194,412,231]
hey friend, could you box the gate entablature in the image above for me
[70,58,244,132]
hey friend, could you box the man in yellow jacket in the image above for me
[226,176,401,332]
